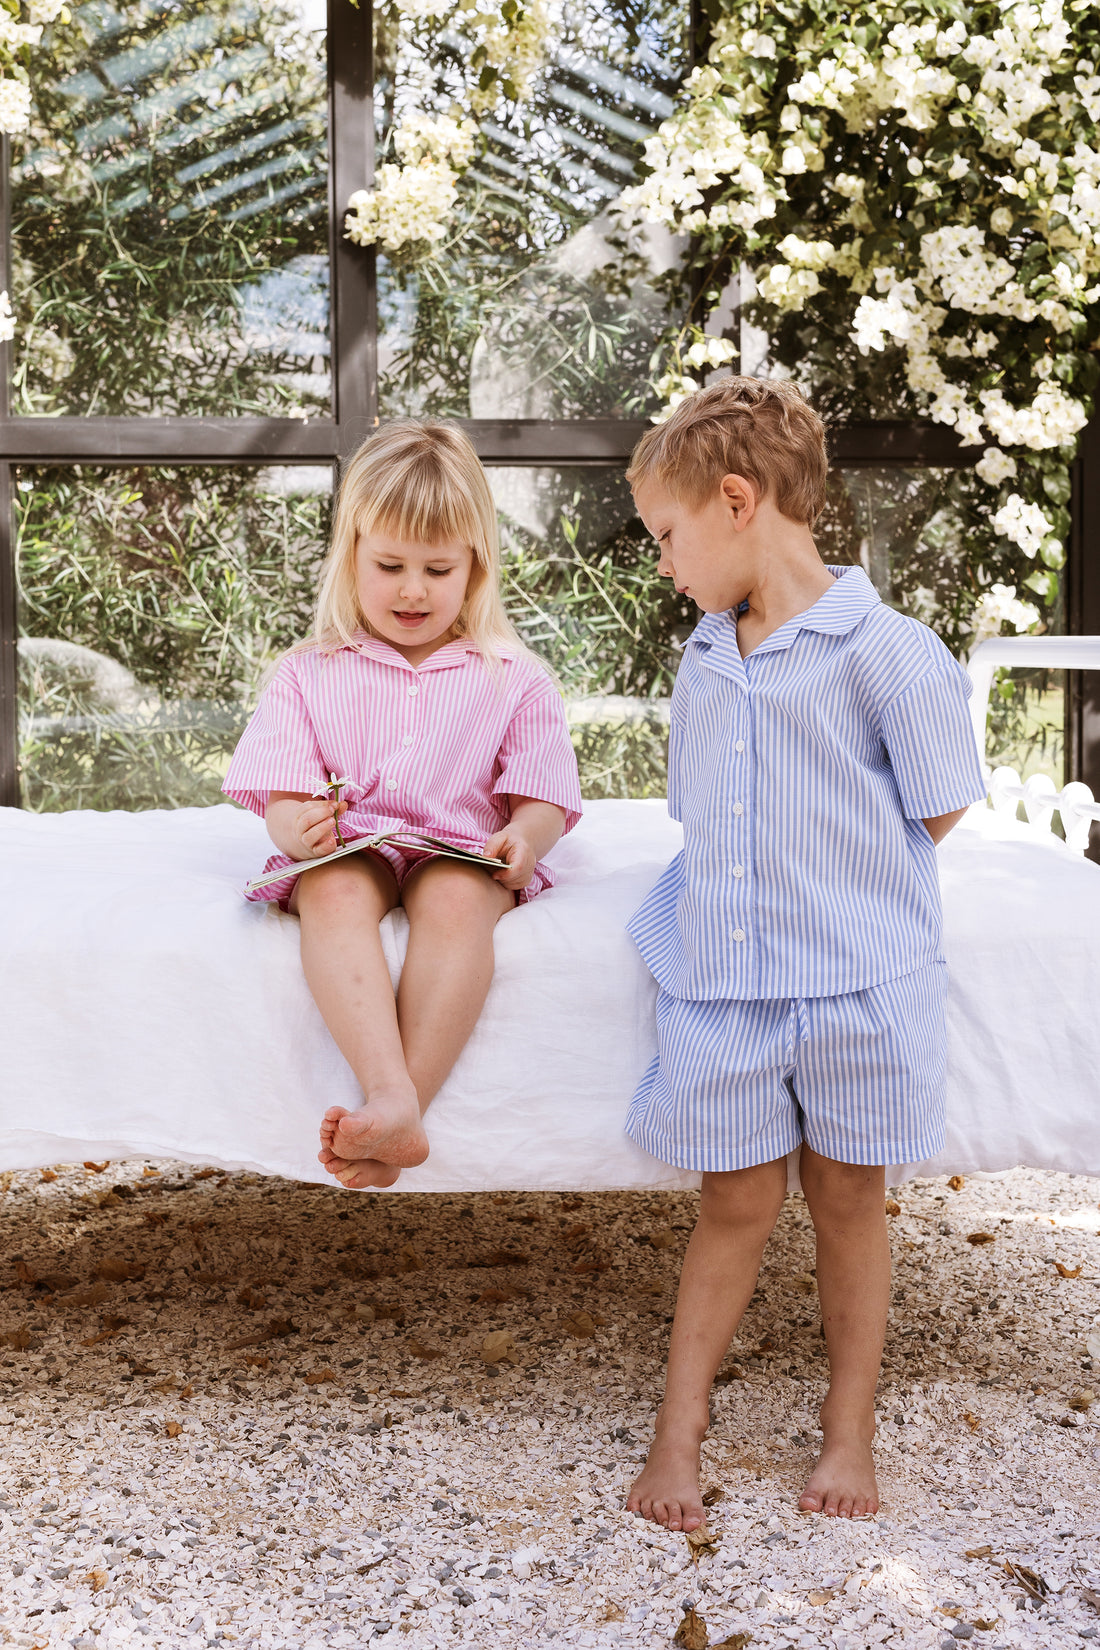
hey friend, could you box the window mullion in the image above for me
[329,0,377,456]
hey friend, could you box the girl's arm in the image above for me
[266,789,348,861]
[484,797,568,892]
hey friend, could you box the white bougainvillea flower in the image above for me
[0,77,33,135]
[991,493,1056,558]
[967,582,1040,649]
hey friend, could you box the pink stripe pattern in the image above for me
[222,634,583,907]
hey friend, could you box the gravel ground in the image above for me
[0,1161,1098,1650]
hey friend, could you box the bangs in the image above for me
[357,451,480,552]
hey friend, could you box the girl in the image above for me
[222,421,583,1189]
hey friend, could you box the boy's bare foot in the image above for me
[319,1095,429,1170]
[317,1143,402,1190]
[798,1426,879,1518]
[625,1413,707,1532]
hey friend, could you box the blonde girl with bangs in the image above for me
[223,421,582,1189]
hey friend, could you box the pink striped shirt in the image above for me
[222,633,583,905]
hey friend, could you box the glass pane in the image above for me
[376,0,689,420]
[16,466,331,811]
[11,0,329,417]
[490,466,690,798]
[820,466,1065,786]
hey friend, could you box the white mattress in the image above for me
[1,800,1098,1189]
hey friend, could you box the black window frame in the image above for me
[1,0,1097,814]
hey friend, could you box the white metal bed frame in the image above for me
[966,635,1100,855]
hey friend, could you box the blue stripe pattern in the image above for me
[627,962,948,1171]
[628,566,987,1001]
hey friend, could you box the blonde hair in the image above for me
[306,420,538,673]
[626,377,828,526]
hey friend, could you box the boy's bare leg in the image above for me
[396,858,514,1106]
[296,856,427,1189]
[626,1158,788,1533]
[797,1146,889,1518]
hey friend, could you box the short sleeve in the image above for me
[491,668,583,832]
[879,660,987,819]
[222,656,329,817]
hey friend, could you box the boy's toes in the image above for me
[798,1487,824,1513]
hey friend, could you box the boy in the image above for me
[623,377,986,1529]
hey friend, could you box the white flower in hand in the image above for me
[314,773,352,846]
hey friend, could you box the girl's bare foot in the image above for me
[625,1412,707,1532]
[317,1143,401,1190]
[319,1093,429,1169]
[798,1424,879,1518]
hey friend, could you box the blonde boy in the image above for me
[623,378,985,1528]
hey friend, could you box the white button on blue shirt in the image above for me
[628,565,987,1001]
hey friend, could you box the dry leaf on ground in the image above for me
[408,1340,444,1361]
[686,1526,718,1562]
[480,1331,517,1364]
[1005,1562,1049,1599]
[1055,1262,1083,1278]
[808,1590,835,1605]
[713,1636,752,1650]
[967,1232,996,1246]
[39,1169,57,1183]
[226,1317,297,1350]
[242,1354,270,1369]
[965,1545,994,1559]
[885,1198,901,1216]
[701,1486,724,1507]
[948,1175,966,1191]
[94,1258,146,1282]
[649,1229,677,1249]
[64,1283,110,1308]
[85,1569,108,1592]
[1069,1389,1095,1411]
[165,1421,183,1438]
[304,1369,337,1385]
[83,1161,109,1173]
[963,1411,981,1431]
[673,1607,708,1648]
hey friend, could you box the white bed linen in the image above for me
[1,800,1098,1189]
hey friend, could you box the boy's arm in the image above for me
[921,806,969,846]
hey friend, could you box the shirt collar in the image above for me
[690,565,881,661]
[347,632,510,672]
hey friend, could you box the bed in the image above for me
[2,637,1098,1190]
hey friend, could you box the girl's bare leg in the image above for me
[797,1146,889,1518]
[294,855,426,1189]
[626,1158,788,1533]
[397,859,514,1105]
[318,859,512,1187]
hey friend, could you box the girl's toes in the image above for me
[323,1105,349,1125]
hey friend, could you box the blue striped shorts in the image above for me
[627,962,948,1172]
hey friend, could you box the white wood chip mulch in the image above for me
[0,1161,1098,1650]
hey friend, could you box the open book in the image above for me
[244,829,509,895]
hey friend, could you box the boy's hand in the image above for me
[483,825,536,891]
[292,798,348,859]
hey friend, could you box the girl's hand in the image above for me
[483,825,536,892]
[293,798,348,859]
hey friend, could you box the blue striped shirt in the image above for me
[628,565,987,1000]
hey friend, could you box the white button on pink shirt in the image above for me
[223,633,583,909]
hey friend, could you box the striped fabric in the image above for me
[628,565,987,1001]
[627,962,949,1171]
[223,635,583,906]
